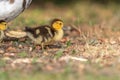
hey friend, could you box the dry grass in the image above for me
[0,2,120,80]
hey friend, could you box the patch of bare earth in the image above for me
[0,24,120,76]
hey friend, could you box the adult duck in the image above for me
[0,0,32,41]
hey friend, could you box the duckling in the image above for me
[0,20,7,42]
[25,19,64,49]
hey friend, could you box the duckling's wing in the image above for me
[35,26,55,38]
[38,26,55,43]
[0,0,32,22]
[25,26,55,44]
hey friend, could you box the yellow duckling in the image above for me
[25,19,64,49]
[0,20,7,42]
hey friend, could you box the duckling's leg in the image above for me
[41,43,45,51]
[0,31,5,43]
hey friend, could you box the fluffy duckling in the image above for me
[0,20,7,42]
[25,19,64,49]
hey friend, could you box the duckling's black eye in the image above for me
[59,23,62,25]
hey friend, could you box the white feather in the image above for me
[0,0,32,22]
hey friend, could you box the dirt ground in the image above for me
[0,2,120,80]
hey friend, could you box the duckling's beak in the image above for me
[0,25,7,31]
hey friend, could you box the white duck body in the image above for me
[0,0,32,22]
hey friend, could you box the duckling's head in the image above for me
[0,20,7,31]
[51,19,63,31]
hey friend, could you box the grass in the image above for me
[1,1,120,80]
[66,40,72,48]
[0,59,6,67]
[0,70,119,80]
[54,50,64,59]
[18,52,28,58]
[0,71,73,80]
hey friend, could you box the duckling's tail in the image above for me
[24,26,33,32]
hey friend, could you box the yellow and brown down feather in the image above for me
[25,19,64,48]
